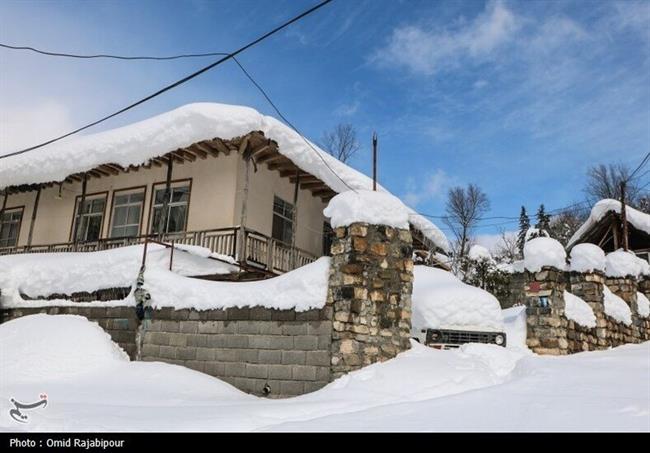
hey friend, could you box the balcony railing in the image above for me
[0,226,318,274]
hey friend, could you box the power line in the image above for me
[230,57,354,191]
[1,41,355,190]
[0,43,230,60]
[628,151,650,181]
[0,0,334,160]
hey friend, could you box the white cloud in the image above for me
[0,101,74,156]
[335,100,360,117]
[371,0,518,75]
[402,169,451,207]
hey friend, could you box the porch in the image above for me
[0,226,319,276]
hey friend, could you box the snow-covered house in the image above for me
[567,199,650,263]
[0,103,448,275]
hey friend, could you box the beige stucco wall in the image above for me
[3,152,327,257]
[234,158,328,254]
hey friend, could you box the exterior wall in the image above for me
[141,307,332,398]
[1,306,138,359]
[3,152,327,257]
[234,158,327,255]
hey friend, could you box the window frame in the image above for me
[0,206,25,249]
[69,192,108,242]
[108,186,147,239]
[271,195,294,245]
[147,178,192,234]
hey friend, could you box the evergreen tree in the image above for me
[535,204,551,235]
[516,206,530,257]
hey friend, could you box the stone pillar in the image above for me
[328,223,413,378]
[523,266,568,355]
[605,276,640,345]
[569,271,607,350]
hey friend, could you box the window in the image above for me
[272,196,293,244]
[72,196,106,242]
[110,190,144,238]
[0,208,23,248]
[151,184,190,233]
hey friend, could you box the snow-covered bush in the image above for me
[569,243,606,273]
[523,237,567,272]
[463,245,511,303]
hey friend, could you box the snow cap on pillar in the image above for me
[323,190,410,229]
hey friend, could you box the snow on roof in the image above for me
[323,190,409,229]
[523,237,567,272]
[0,244,237,304]
[0,103,448,252]
[411,266,504,332]
[143,257,330,312]
[567,199,650,248]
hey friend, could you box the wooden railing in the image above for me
[0,226,318,274]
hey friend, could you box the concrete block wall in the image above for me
[140,306,333,398]
[0,305,138,358]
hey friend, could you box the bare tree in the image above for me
[443,184,490,261]
[585,163,642,207]
[320,123,360,163]
[494,228,519,263]
[549,205,588,246]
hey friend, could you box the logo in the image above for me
[9,394,48,424]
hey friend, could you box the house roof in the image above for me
[0,102,449,252]
[567,199,650,249]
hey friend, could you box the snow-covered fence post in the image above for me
[567,244,608,350]
[324,191,413,379]
[522,238,569,355]
[603,251,644,344]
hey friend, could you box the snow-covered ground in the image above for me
[1,315,647,432]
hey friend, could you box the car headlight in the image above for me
[494,334,505,345]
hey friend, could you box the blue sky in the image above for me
[1,0,648,244]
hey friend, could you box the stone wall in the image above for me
[0,305,138,358]
[140,306,332,398]
[327,223,413,379]
[507,267,650,355]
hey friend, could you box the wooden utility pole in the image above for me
[27,187,41,247]
[73,173,88,248]
[620,180,629,251]
[372,132,378,191]
[158,156,174,236]
[291,169,300,269]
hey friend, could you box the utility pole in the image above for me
[372,132,378,191]
[620,180,629,251]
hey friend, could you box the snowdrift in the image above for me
[412,266,504,332]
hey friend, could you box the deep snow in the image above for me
[1,315,647,432]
